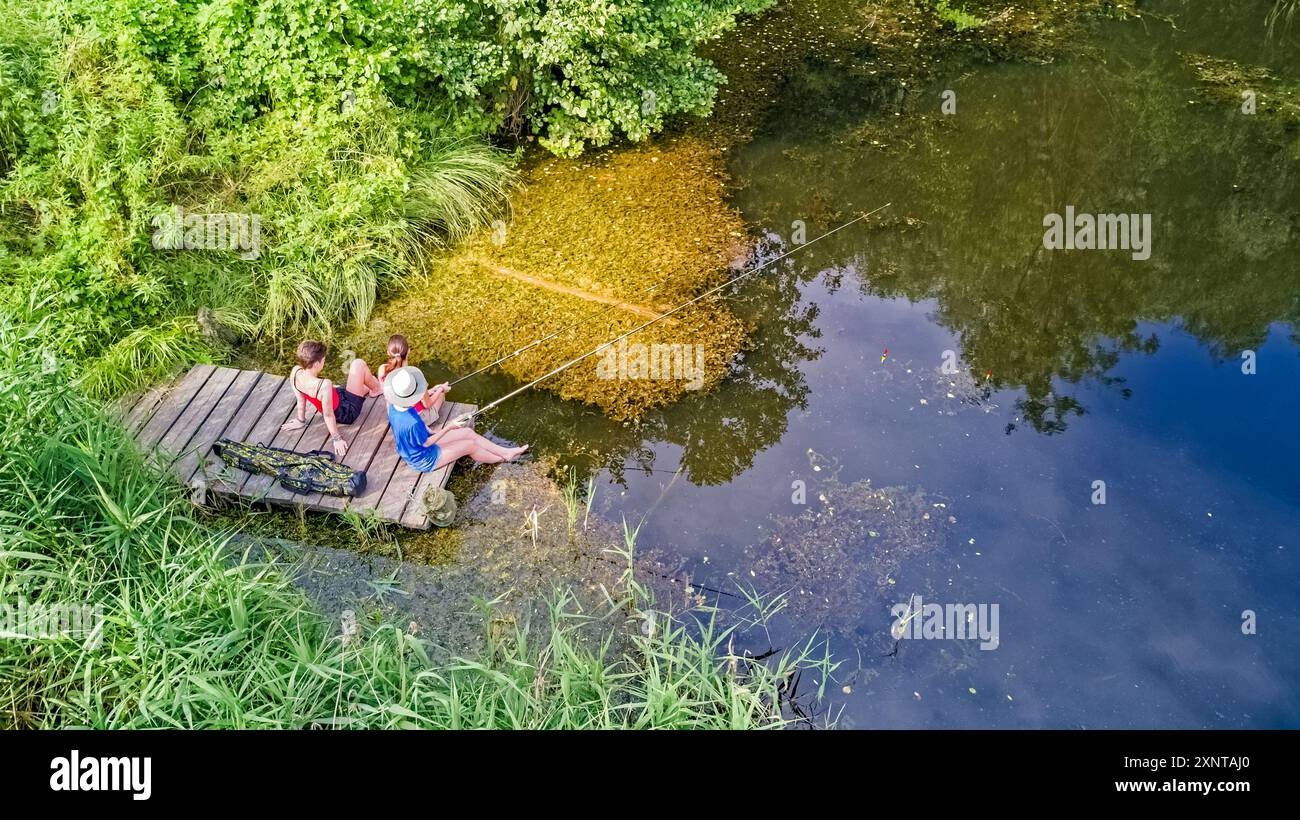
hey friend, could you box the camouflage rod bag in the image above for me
[211,438,366,497]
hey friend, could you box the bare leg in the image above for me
[346,358,382,397]
[462,429,526,460]
[433,439,506,469]
[436,427,518,459]
[433,429,527,468]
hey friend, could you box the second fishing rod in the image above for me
[447,277,667,388]
[451,204,891,425]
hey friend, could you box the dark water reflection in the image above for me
[419,1,1300,727]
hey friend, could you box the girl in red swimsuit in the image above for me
[279,340,383,458]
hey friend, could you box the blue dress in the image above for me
[388,405,442,472]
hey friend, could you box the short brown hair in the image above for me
[296,340,327,368]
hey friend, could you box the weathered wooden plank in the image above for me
[302,396,386,511]
[391,401,462,528]
[135,365,215,452]
[154,367,239,469]
[222,375,290,447]
[316,396,394,513]
[122,386,166,435]
[206,377,299,497]
[116,388,149,423]
[343,414,403,518]
[173,369,263,486]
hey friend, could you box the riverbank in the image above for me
[0,320,835,728]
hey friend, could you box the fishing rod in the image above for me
[453,203,891,424]
[447,280,665,387]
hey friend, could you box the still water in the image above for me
[421,0,1300,727]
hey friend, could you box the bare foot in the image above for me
[508,445,529,461]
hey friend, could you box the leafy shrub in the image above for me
[68,0,775,156]
[499,0,776,156]
[0,3,517,394]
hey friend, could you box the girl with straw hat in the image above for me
[384,366,528,471]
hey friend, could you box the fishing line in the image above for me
[585,552,743,600]
[448,280,666,387]
[456,203,890,424]
[605,463,696,476]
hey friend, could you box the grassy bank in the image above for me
[0,315,832,728]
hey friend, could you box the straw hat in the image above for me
[384,365,427,409]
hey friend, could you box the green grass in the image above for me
[404,137,520,251]
[73,317,213,399]
[0,314,833,729]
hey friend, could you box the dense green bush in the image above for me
[496,0,775,155]
[0,2,519,396]
[94,0,773,154]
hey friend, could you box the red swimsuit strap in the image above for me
[292,367,336,412]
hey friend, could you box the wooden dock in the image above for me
[119,365,475,529]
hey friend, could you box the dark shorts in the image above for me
[335,387,365,425]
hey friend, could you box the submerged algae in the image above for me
[1183,52,1300,132]
[359,137,751,420]
[743,472,956,644]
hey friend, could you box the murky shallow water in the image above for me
[414,1,1300,727]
